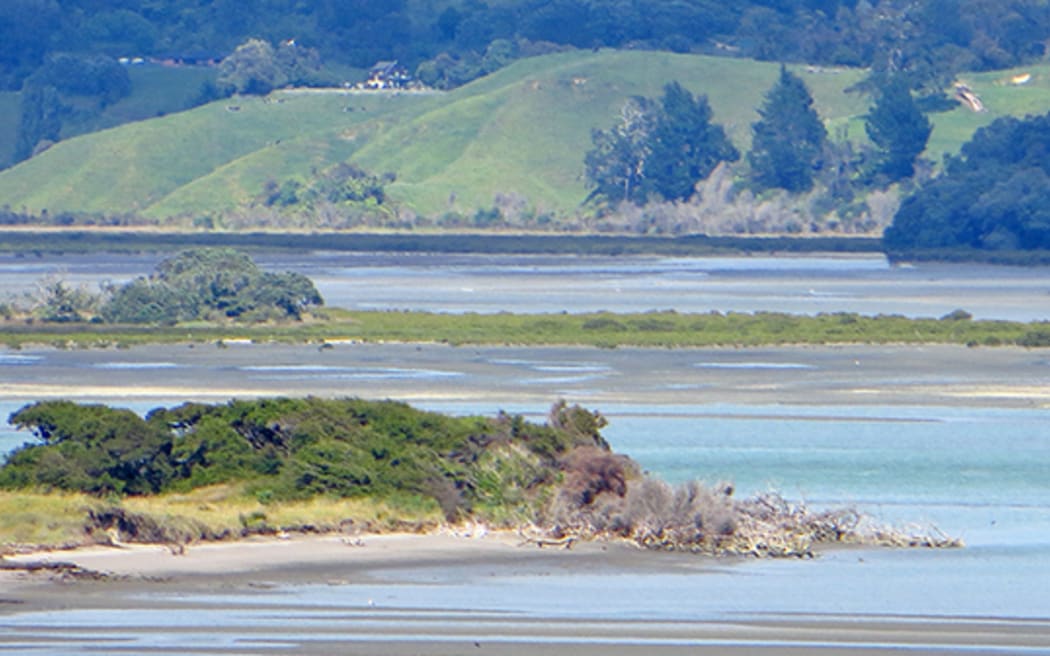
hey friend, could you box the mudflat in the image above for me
[1,342,1048,408]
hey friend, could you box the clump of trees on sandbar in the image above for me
[0,398,959,557]
[10,247,322,325]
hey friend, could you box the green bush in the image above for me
[101,248,323,323]
[1,398,614,518]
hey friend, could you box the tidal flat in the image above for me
[1,341,1048,410]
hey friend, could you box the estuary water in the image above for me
[2,251,1050,320]
[1,253,1049,653]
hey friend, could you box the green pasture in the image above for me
[1,51,1049,221]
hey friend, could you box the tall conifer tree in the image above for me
[748,66,827,193]
[865,77,932,182]
[645,82,739,201]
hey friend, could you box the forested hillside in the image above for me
[5,1,1050,168]
[4,1,1049,92]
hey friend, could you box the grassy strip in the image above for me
[2,310,1048,350]
[0,229,882,256]
[0,486,442,553]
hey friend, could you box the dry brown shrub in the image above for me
[558,446,637,507]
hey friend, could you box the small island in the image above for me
[0,396,958,567]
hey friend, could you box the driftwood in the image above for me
[541,480,963,558]
[517,526,577,550]
[0,558,108,581]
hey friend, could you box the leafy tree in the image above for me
[99,279,187,325]
[2,401,174,494]
[29,277,96,323]
[28,53,131,106]
[217,38,285,95]
[1,397,617,518]
[645,82,739,201]
[586,83,737,205]
[885,112,1050,252]
[481,38,518,74]
[865,77,932,182]
[749,66,828,193]
[584,96,658,205]
[273,41,326,87]
[14,84,65,162]
[100,248,323,323]
[14,53,131,162]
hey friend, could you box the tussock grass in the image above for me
[0,485,442,553]
[0,490,103,550]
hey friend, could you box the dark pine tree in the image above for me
[748,66,828,193]
[644,82,739,201]
[865,77,932,182]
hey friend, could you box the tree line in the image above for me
[886,112,1050,254]
[585,67,931,206]
[3,0,1049,94]
[0,398,613,521]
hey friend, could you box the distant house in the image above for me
[365,61,411,89]
[152,51,223,67]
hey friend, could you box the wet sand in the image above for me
[3,534,1048,655]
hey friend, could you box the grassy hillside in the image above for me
[0,65,215,175]
[1,50,1048,221]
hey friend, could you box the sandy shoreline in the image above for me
[2,534,1048,655]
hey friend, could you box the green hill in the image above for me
[1,50,1048,222]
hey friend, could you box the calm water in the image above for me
[2,251,1050,319]
[1,254,1049,653]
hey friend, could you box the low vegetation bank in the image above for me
[2,308,1048,350]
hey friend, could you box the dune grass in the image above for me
[0,490,103,549]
